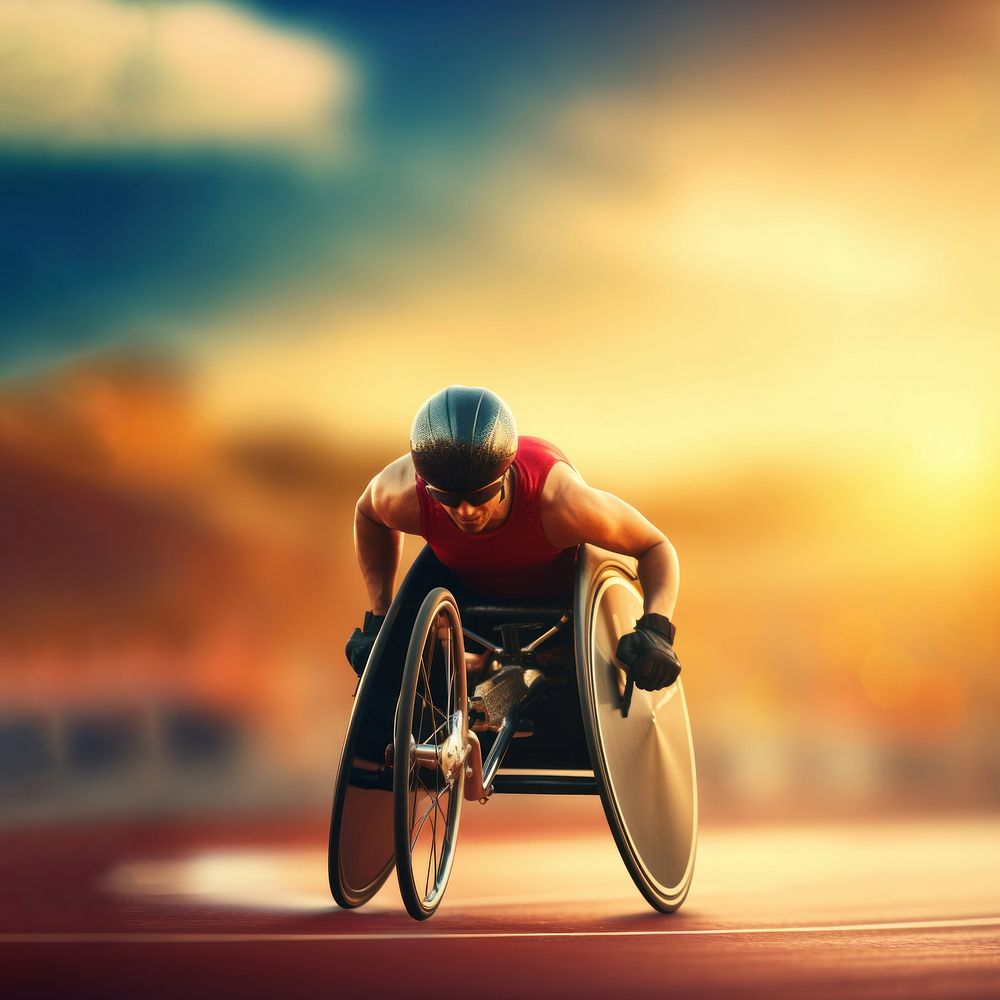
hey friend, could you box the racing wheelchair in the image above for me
[328,544,697,920]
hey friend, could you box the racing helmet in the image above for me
[410,385,518,493]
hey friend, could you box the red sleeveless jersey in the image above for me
[415,436,578,601]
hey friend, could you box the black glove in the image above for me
[345,611,386,677]
[615,613,681,691]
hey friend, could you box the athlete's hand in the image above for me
[345,611,386,676]
[615,613,681,691]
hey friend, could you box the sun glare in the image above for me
[914,424,991,493]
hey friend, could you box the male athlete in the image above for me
[345,385,682,691]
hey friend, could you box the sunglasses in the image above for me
[425,474,506,508]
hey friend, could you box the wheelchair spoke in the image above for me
[413,765,449,804]
[445,625,453,720]
[417,655,448,731]
[415,685,448,730]
[410,780,420,847]
[416,636,435,727]
[409,793,436,850]
[411,689,449,755]
[433,790,449,830]
[407,759,452,850]
[409,795,432,849]
[426,800,437,896]
[423,714,450,745]
[426,821,437,898]
[419,628,435,694]
[423,783,438,895]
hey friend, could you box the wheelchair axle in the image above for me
[383,710,470,787]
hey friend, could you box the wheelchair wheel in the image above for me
[393,588,468,920]
[328,623,400,909]
[575,545,698,912]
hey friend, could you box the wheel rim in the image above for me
[395,594,466,917]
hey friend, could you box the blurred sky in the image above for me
[1,0,998,818]
[5,1,999,489]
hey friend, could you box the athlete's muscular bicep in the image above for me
[540,464,664,555]
[353,455,422,615]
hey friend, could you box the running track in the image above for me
[4,798,999,999]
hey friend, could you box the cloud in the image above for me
[471,1,999,299]
[0,0,356,154]
[184,0,1000,483]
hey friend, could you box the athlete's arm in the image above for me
[354,455,421,615]
[540,463,679,618]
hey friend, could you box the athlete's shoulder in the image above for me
[537,458,593,549]
[375,453,416,491]
[516,437,575,488]
[367,454,421,533]
[517,435,570,462]
[539,457,585,502]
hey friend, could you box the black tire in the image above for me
[575,546,698,912]
[393,589,468,920]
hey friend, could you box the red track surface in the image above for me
[4,800,1000,999]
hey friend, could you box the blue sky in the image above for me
[0,0,739,375]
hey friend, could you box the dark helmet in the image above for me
[410,385,518,492]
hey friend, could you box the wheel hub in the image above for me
[409,710,467,784]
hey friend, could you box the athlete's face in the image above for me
[435,472,508,534]
[441,493,504,534]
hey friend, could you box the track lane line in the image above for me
[3,916,1000,943]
